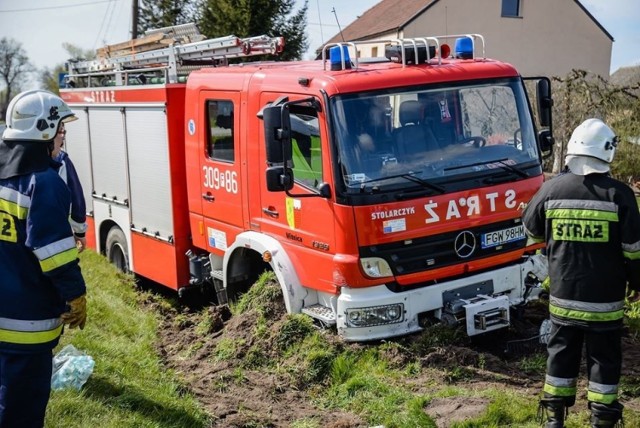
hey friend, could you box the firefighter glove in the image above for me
[61,294,87,330]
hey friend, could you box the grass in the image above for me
[45,252,640,428]
[46,250,210,428]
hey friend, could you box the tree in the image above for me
[0,38,33,120]
[198,0,308,61]
[542,69,640,182]
[138,0,197,34]
[40,44,96,93]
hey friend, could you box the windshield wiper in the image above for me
[444,157,528,178]
[491,159,529,178]
[359,171,445,194]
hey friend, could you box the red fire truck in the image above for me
[61,24,552,341]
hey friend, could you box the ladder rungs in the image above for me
[68,24,284,80]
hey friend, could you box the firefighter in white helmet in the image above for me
[0,90,87,427]
[523,118,640,427]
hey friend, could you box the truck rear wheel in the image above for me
[106,226,129,272]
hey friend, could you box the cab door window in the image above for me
[290,108,322,189]
[207,100,234,162]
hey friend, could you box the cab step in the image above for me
[302,304,336,325]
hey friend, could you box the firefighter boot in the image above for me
[537,397,567,428]
[589,401,624,427]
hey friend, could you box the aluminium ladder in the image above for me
[66,23,284,87]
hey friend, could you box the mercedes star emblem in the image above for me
[454,231,476,258]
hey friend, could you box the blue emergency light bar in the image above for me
[455,37,474,59]
[330,45,352,71]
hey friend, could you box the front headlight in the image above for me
[360,257,393,278]
[345,303,404,327]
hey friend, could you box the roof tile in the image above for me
[326,0,436,44]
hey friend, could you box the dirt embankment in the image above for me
[144,282,640,427]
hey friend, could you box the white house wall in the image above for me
[401,0,611,78]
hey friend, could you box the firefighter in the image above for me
[51,122,88,252]
[523,118,640,428]
[0,90,87,427]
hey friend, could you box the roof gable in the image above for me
[573,0,613,41]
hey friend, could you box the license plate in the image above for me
[481,225,525,248]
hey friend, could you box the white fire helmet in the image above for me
[2,90,77,142]
[565,118,618,175]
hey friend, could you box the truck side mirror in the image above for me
[538,129,554,153]
[536,78,553,128]
[266,166,294,191]
[263,105,292,164]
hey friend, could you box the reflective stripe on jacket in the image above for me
[0,317,63,345]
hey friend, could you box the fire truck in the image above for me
[61,24,552,341]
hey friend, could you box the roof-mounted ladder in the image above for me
[66,23,284,87]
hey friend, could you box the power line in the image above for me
[0,0,114,13]
[93,0,117,49]
[308,22,339,27]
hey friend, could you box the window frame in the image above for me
[501,0,520,18]
[205,99,235,163]
[289,106,323,189]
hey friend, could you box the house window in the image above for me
[501,0,520,17]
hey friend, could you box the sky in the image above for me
[0,0,638,89]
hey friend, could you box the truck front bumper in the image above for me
[336,254,546,341]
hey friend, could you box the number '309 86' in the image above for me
[203,166,238,194]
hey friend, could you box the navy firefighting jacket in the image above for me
[523,172,640,329]
[0,140,86,352]
[55,150,87,237]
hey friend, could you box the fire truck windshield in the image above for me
[331,78,541,195]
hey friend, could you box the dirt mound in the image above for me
[149,279,640,426]
[155,279,366,427]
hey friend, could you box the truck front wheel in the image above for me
[106,226,129,273]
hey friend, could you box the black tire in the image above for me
[105,226,130,273]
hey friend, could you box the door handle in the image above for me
[262,207,279,218]
[202,192,215,202]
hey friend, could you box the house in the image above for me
[323,0,613,78]
[610,64,640,88]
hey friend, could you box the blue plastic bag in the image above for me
[51,344,95,391]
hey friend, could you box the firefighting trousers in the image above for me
[0,350,53,428]
[543,321,622,406]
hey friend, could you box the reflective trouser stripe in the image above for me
[544,375,577,397]
[0,325,63,345]
[587,391,618,405]
[544,383,576,397]
[588,381,618,404]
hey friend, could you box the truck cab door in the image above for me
[198,91,244,239]
[256,93,338,293]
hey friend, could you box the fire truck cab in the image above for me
[61,25,552,341]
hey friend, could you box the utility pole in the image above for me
[131,0,139,39]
